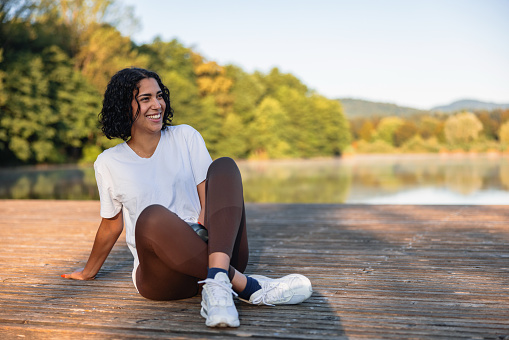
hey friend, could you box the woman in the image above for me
[62,67,312,328]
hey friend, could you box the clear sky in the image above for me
[118,0,509,110]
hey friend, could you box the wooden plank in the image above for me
[0,200,508,339]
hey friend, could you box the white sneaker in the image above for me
[241,274,313,306]
[198,272,240,328]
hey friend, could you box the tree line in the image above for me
[348,109,509,153]
[0,0,351,165]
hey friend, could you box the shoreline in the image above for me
[1,151,509,170]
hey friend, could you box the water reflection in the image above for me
[0,166,99,200]
[344,154,509,204]
[0,154,508,204]
[239,155,509,204]
[240,159,352,203]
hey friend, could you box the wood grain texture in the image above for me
[0,200,508,339]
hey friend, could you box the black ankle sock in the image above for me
[207,267,228,279]
[238,276,262,300]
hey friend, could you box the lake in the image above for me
[1,154,509,204]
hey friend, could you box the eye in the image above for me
[157,93,163,99]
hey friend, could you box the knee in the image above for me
[212,157,238,170]
[135,204,168,238]
[207,157,240,179]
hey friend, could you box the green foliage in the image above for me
[468,138,503,153]
[358,120,375,141]
[374,116,404,146]
[0,49,6,108]
[400,136,441,153]
[76,25,149,92]
[80,144,103,164]
[476,111,498,140]
[6,0,509,165]
[394,121,418,147]
[498,121,509,144]
[1,52,55,162]
[475,109,509,141]
[444,112,483,145]
[308,94,351,156]
[355,140,397,154]
[0,0,360,165]
[260,68,307,98]
[249,97,292,159]
[418,115,444,141]
[215,113,248,159]
[0,45,102,163]
[141,38,196,81]
[192,95,222,157]
[225,65,265,122]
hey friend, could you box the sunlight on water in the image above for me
[349,188,509,205]
[1,154,508,204]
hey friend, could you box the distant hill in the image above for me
[338,98,428,119]
[431,99,509,112]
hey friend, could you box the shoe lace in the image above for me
[198,278,238,304]
[251,281,286,306]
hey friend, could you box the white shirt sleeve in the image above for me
[183,125,213,185]
[94,155,122,218]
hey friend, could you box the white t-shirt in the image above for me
[93,125,213,288]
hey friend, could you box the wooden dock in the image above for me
[0,200,508,339]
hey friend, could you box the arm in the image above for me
[62,210,124,280]
[197,180,206,225]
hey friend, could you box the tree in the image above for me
[0,45,102,164]
[394,121,418,147]
[1,0,362,164]
[418,115,443,140]
[31,0,139,57]
[498,121,509,145]
[187,95,222,158]
[249,97,291,159]
[308,94,351,156]
[259,67,307,97]
[1,51,55,162]
[0,0,37,46]
[273,85,312,157]
[375,116,404,146]
[192,53,233,115]
[214,113,248,159]
[161,70,201,122]
[476,111,498,140]
[358,120,375,141]
[225,65,265,124]
[44,46,102,154]
[141,38,196,82]
[75,25,148,92]
[0,49,6,107]
[444,112,483,145]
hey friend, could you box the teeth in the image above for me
[147,113,161,119]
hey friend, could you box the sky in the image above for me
[118,0,509,110]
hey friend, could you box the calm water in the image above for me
[1,154,509,204]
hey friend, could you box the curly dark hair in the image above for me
[99,67,173,140]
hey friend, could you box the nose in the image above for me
[151,97,162,109]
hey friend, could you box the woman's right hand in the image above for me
[61,212,123,282]
[61,268,95,280]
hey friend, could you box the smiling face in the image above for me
[130,77,166,137]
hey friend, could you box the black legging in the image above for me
[134,157,249,300]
